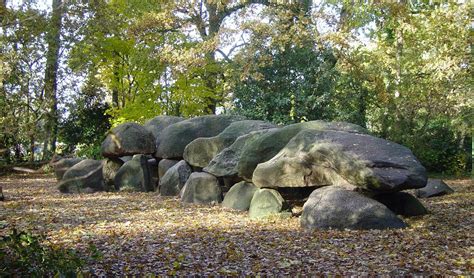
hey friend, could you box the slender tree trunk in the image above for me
[112,53,120,108]
[43,0,63,158]
[29,135,35,162]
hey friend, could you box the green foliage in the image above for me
[327,2,472,174]
[397,118,471,175]
[0,229,84,277]
[59,79,111,158]
[233,45,338,125]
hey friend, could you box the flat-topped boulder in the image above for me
[237,121,367,181]
[301,186,407,230]
[144,115,184,139]
[155,115,244,159]
[58,159,104,193]
[184,120,276,168]
[101,122,155,158]
[253,129,427,192]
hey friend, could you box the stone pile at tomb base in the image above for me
[55,114,432,230]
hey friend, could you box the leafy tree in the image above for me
[321,2,472,173]
[233,45,338,124]
[59,75,111,159]
[0,3,49,163]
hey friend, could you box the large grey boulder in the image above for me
[180,172,222,204]
[58,159,104,193]
[144,115,184,139]
[237,121,367,181]
[158,159,180,179]
[114,154,153,192]
[101,122,156,158]
[253,129,427,192]
[248,188,286,219]
[184,120,276,168]
[204,129,278,177]
[373,192,428,216]
[159,160,192,196]
[102,158,124,191]
[415,179,454,198]
[222,181,258,211]
[52,158,83,180]
[301,186,407,230]
[155,115,244,159]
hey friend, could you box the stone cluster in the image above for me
[54,115,454,230]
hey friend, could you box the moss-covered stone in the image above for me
[237,121,367,181]
[248,188,286,219]
[101,123,155,158]
[155,115,244,159]
[222,181,258,211]
[253,129,427,192]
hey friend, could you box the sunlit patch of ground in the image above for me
[1,173,472,275]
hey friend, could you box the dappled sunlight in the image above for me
[1,174,472,275]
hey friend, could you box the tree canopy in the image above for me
[0,0,471,174]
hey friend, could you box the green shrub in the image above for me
[0,229,85,277]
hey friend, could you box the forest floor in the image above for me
[0,173,472,276]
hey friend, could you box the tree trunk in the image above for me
[43,0,63,158]
[29,135,35,162]
[112,53,120,108]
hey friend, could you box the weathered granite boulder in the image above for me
[158,159,180,179]
[237,121,367,181]
[155,115,244,159]
[301,186,407,230]
[114,154,153,192]
[180,172,222,204]
[144,115,184,139]
[373,192,428,216]
[184,120,276,168]
[222,181,258,211]
[253,129,427,192]
[102,158,124,190]
[204,129,278,177]
[159,160,192,196]
[415,179,454,198]
[101,123,155,158]
[248,188,286,219]
[52,158,83,180]
[58,159,104,193]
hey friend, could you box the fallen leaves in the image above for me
[0,174,472,275]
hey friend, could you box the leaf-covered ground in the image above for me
[0,174,472,275]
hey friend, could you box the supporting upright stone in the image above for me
[248,188,286,219]
[180,172,222,204]
[159,160,192,196]
[114,154,153,192]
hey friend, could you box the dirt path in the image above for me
[1,174,472,275]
